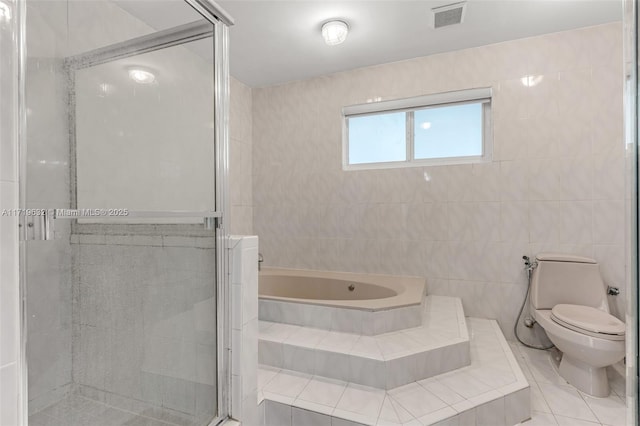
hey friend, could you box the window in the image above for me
[343,88,492,170]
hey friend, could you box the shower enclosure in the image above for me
[19,0,231,425]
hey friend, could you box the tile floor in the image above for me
[510,342,628,426]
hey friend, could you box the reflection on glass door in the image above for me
[73,36,216,221]
[22,1,225,425]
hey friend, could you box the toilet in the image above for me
[529,253,625,397]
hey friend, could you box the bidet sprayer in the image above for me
[516,255,552,349]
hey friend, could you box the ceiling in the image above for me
[216,0,622,88]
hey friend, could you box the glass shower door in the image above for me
[21,1,228,425]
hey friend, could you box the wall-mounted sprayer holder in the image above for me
[607,286,620,296]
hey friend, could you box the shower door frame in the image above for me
[16,0,234,424]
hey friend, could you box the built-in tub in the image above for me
[259,268,426,335]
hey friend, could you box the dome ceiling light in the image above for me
[322,20,349,46]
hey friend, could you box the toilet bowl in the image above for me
[532,307,624,397]
[529,254,625,397]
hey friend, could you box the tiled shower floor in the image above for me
[28,394,201,426]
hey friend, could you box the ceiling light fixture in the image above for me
[128,68,156,84]
[322,20,349,46]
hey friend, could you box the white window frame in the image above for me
[342,88,493,171]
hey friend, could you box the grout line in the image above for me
[576,388,606,425]
[329,380,350,416]
[387,394,419,425]
[373,392,390,426]
[258,365,282,390]
[518,352,557,418]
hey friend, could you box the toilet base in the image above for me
[559,355,610,397]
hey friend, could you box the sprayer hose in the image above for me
[514,268,554,350]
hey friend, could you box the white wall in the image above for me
[251,23,626,338]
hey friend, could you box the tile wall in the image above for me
[251,22,626,338]
[230,235,259,425]
[230,77,254,235]
[0,0,20,424]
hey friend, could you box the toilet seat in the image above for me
[551,304,625,341]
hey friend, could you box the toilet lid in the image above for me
[551,304,625,337]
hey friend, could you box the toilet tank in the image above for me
[530,253,609,312]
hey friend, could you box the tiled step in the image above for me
[257,318,531,426]
[258,296,470,389]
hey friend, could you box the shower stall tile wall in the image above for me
[251,22,625,339]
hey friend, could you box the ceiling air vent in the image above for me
[431,1,466,29]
